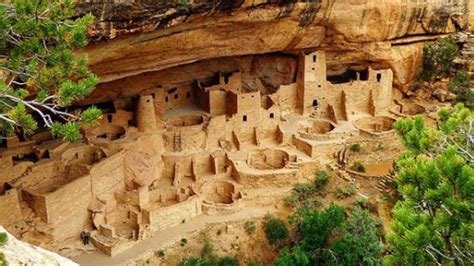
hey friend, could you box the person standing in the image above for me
[80,230,90,246]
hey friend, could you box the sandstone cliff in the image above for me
[0,227,78,265]
[77,0,471,102]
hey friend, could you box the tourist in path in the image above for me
[80,230,90,246]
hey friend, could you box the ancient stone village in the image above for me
[0,1,472,265]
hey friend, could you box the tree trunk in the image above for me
[444,235,461,266]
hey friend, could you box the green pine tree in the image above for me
[331,207,383,266]
[386,104,474,265]
[0,0,101,142]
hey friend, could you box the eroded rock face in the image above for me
[124,151,156,190]
[0,227,78,266]
[79,0,471,96]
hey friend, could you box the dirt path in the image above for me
[72,206,272,266]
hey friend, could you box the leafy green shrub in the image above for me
[292,182,314,201]
[263,217,288,244]
[302,198,320,209]
[382,192,398,206]
[179,0,189,10]
[157,250,165,257]
[283,194,298,208]
[373,142,384,151]
[315,170,330,193]
[218,256,239,266]
[249,260,263,266]
[179,241,239,266]
[448,70,473,108]
[350,161,366,173]
[336,184,357,199]
[279,204,346,265]
[355,195,368,208]
[0,233,7,246]
[350,143,361,152]
[179,256,199,266]
[420,36,458,84]
[200,241,214,258]
[244,220,256,235]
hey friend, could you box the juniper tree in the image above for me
[420,36,458,86]
[448,70,473,109]
[0,0,101,142]
[274,205,382,266]
[386,104,474,265]
[331,207,383,266]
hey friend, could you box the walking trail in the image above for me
[73,206,271,266]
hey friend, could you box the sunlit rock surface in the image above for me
[0,227,78,266]
[78,0,471,95]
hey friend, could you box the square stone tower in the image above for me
[297,51,327,115]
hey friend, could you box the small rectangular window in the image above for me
[243,115,247,122]
[270,113,274,119]
[151,93,155,99]
[174,94,178,99]
[313,55,317,63]
[377,73,382,82]
[165,96,169,102]
[107,114,113,123]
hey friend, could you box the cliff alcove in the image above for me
[0,0,473,265]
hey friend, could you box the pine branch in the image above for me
[0,114,16,125]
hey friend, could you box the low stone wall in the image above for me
[201,200,244,215]
[247,149,289,170]
[142,196,202,232]
[358,129,396,139]
[166,114,205,128]
[91,233,135,257]
[22,190,48,223]
[0,189,23,226]
[292,136,313,157]
[45,175,92,241]
[297,131,348,141]
[231,159,299,188]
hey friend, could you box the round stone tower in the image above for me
[136,95,157,132]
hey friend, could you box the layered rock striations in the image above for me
[78,0,471,98]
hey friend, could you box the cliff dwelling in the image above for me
[0,49,406,256]
[0,0,473,265]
